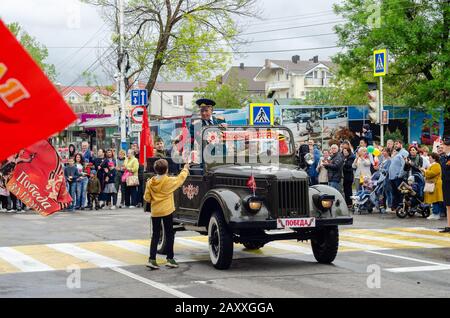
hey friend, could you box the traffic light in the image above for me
[367,89,379,124]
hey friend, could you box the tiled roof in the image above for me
[60,86,114,97]
[222,66,265,92]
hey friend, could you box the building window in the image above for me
[286,92,289,99]
[305,72,313,78]
[173,95,184,107]
[286,72,289,80]
[69,95,76,103]
[277,71,280,81]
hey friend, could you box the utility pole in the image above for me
[118,0,127,151]
[379,76,384,146]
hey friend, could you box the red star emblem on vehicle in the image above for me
[183,184,199,200]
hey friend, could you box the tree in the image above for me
[7,22,57,81]
[332,0,450,132]
[83,0,258,99]
[194,77,250,109]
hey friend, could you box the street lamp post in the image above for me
[118,0,127,151]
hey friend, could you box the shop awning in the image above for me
[79,116,118,128]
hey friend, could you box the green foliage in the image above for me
[7,22,57,81]
[194,77,250,109]
[384,128,404,144]
[332,0,450,112]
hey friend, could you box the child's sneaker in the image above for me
[146,259,160,270]
[166,259,179,268]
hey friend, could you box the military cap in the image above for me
[196,98,216,107]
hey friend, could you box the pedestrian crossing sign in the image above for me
[374,49,388,77]
[249,103,274,126]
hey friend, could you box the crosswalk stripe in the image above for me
[266,242,313,255]
[13,245,97,270]
[76,242,148,265]
[46,243,126,268]
[340,232,441,249]
[390,227,450,239]
[0,247,54,272]
[340,235,412,249]
[0,256,20,273]
[367,229,450,245]
[338,241,390,251]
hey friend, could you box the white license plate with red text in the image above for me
[277,217,316,229]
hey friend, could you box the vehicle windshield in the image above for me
[198,127,294,166]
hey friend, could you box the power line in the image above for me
[241,20,345,36]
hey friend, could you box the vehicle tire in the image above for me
[311,226,339,264]
[243,242,265,250]
[407,209,416,217]
[208,212,234,270]
[157,223,168,255]
[396,206,408,219]
[367,207,373,214]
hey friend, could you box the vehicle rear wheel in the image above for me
[421,206,431,218]
[157,222,168,255]
[311,226,339,264]
[208,212,233,270]
[243,242,265,250]
[396,206,408,218]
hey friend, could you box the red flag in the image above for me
[5,140,72,216]
[0,20,77,161]
[246,175,257,193]
[177,117,189,153]
[139,106,153,165]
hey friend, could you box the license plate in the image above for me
[277,217,316,229]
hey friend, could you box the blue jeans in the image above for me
[68,182,77,211]
[76,178,88,209]
[432,202,444,216]
[328,181,342,192]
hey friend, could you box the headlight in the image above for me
[244,196,263,213]
[313,194,335,211]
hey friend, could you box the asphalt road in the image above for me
[0,209,449,298]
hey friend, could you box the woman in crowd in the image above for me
[68,144,77,159]
[124,149,139,208]
[422,153,444,220]
[317,149,329,185]
[420,146,431,169]
[405,145,423,175]
[116,150,126,208]
[352,147,372,192]
[342,146,355,208]
[440,137,450,233]
[93,149,106,208]
[380,148,393,211]
[74,153,88,210]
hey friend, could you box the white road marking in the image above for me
[105,240,197,263]
[369,229,450,243]
[365,250,447,266]
[47,243,126,268]
[340,232,441,249]
[339,241,390,251]
[0,247,54,272]
[106,240,149,255]
[110,267,194,298]
[385,265,450,273]
[266,242,313,255]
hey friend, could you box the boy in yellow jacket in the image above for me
[144,159,189,269]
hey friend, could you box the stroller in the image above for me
[352,171,387,214]
[395,173,431,218]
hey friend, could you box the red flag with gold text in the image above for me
[5,140,72,216]
[0,20,77,161]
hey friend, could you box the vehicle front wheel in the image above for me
[311,226,339,264]
[396,206,408,219]
[243,242,265,250]
[208,212,234,270]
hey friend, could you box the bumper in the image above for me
[229,217,353,230]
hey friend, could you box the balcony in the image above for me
[266,81,290,91]
[304,78,333,87]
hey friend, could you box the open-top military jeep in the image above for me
[150,126,353,270]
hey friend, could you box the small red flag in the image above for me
[0,20,77,161]
[139,106,153,165]
[246,175,257,193]
[176,117,189,153]
[5,140,72,216]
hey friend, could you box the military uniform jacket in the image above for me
[189,116,226,145]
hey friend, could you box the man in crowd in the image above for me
[323,143,344,191]
[81,141,93,164]
[306,139,321,185]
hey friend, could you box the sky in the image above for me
[1,0,344,85]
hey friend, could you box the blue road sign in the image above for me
[131,89,148,106]
[374,49,388,77]
[250,103,274,126]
